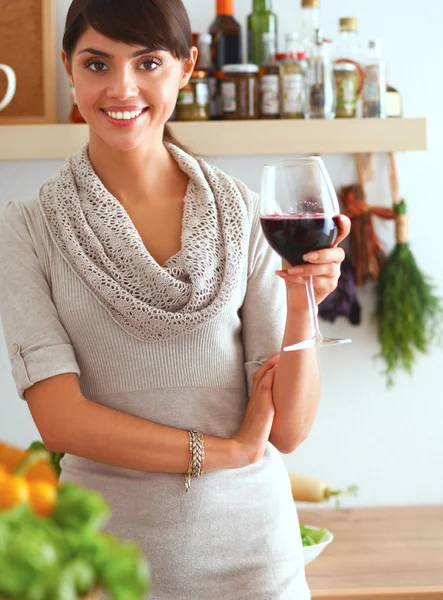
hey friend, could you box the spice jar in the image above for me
[221,64,259,120]
[175,70,210,121]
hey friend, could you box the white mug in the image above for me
[0,64,17,112]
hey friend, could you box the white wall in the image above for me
[1,0,442,508]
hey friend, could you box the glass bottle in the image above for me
[259,32,280,119]
[247,0,278,66]
[300,0,320,57]
[281,33,305,119]
[305,29,335,119]
[196,33,219,120]
[209,0,242,71]
[363,39,387,118]
[334,18,363,118]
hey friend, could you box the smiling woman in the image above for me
[0,0,349,599]
[62,0,195,149]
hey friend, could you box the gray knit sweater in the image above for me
[0,150,310,600]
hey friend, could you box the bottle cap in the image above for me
[302,0,320,8]
[339,17,358,32]
[217,0,233,15]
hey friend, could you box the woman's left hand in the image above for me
[276,215,351,312]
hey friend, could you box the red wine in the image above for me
[260,213,340,266]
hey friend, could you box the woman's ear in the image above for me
[179,47,199,89]
[61,50,74,86]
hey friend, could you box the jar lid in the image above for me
[334,61,357,71]
[339,17,358,32]
[222,64,259,74]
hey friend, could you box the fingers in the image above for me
[335,215,351,246]
[251,355,279,397]
[277,262,341,281]
[257,367,276,393]
[303,247,345,265]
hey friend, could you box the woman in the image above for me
[0,0,350,598]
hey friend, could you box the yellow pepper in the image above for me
[0,471,29,511]
[0,441,58,486]
[0,443,58,516]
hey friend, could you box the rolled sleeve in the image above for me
[0,201,80,400]
[241,192,287,394]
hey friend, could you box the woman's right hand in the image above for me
[231,355,279,468]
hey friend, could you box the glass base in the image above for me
[283,336,352,352]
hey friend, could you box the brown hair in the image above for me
[62,0,192,148]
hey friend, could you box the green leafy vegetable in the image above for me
[27,441,65,477]
[299,524,329,547]
[52,483,111,531]
[0,484,150,599]
[376,200,443,386]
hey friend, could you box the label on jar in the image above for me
[177,90,194,105]
[195,82,209,106]
[222,81,237,113]
[282,74,304,114]
[336,78,357,115]
[260,75,280,115]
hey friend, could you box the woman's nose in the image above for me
[106,70,139,100]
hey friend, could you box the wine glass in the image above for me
[260,156,352,351]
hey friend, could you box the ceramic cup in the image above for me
[0,64,17,111]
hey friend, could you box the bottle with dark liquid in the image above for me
[209,0,242,71]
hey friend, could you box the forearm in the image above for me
[270,309,321,454]
[47,394,237,474]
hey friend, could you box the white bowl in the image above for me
[301,525,334,566]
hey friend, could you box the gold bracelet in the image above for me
[184,430,205,492]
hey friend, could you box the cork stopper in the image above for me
[339,17,358,32]
[302,0,319,8]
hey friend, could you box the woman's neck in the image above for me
[87,133,183,207]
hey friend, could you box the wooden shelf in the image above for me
[0,118,427,161]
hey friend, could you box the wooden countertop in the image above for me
[297,505,443,600]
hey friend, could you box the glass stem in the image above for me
[305,276,322,339]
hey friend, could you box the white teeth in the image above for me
[105,109,144,120]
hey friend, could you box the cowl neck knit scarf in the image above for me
[38,143,250,342]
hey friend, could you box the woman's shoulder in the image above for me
[195,155,260,219]
[0,197,49,253]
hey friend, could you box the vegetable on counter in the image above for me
[299,524,329,547]
[28,441,65,478]
[289,471,359,508]
[0,441,151,600]
[0,447,58,517]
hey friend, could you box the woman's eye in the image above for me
[140,59,161,71]
[86,61,108,72]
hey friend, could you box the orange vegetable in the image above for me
[0,474,29,510]
[0,441,58,486]
[0,442,59,516]
[28,480,57,516]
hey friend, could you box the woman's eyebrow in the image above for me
[77,47,154,58]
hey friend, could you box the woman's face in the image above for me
[63,26,196,151]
